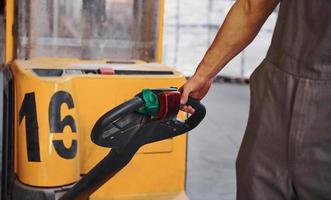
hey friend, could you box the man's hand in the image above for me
[179,0,279,114]
[180,75,213,114]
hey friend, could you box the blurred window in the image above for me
[16,0,160,61]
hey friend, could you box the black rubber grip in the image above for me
[183,97,206,132]
[145,97,206,144]
[91,97,144,146]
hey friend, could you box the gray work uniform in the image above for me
[236,0,331,199]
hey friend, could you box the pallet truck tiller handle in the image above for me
[59,89,206,200]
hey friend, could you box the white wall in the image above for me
[163,0,278,78]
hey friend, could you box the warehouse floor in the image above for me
[186,83,250,200]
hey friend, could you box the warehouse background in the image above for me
[163,0,278,78]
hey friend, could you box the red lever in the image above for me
[157,91,181,120]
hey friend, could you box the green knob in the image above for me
[138,89,159,116]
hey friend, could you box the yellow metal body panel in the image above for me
[157,0,165,63]
[5,0,14,63]
[13,59,188,198]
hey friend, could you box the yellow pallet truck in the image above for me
[1,0,206,199]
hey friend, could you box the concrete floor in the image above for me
[186,83,250,200]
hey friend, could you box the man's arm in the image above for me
[180,0,279,111]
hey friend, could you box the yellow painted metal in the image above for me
[157,0,165,63]
[5,0,14,63]
[13,59,188,198]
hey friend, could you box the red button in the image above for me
[99,68,115,75]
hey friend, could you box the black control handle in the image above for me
[91,97,145,147]
[60,93,206,200]
[97,97,144,126]
[145,97,206,144]
[181,97,206,133]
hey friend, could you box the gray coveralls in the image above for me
[236,0,331,199]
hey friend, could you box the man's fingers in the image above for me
[188,107,195,114]
[180,85,190,105]
[180,105,188,112]
[180,105,195,114]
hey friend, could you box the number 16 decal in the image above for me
[49,91,77,159]
[19,91,77,162]
[19,93,41,162]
